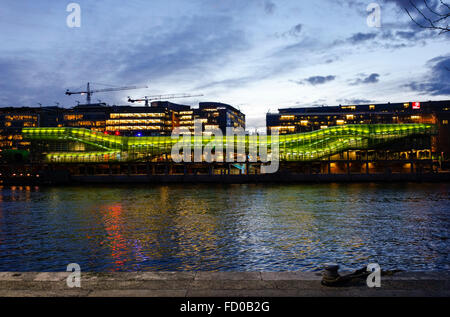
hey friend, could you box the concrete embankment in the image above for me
[70,172,450,184]
[0,271,449,297]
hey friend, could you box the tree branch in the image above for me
[405,0,449,33]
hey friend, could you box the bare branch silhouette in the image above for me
[405,0,449,33]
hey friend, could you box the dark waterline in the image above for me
[0,183,449,272]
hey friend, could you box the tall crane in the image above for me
[65,82,148,104]
[128,94,204,107]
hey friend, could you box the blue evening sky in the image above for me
[0,0,449,128]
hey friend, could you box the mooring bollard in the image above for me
[323,263,339,277]
[322,263,340,285]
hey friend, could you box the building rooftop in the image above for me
[275,100,449,115]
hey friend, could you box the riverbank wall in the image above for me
[2,171,450,185]
[69,172,450,184]
[0,271,449,297]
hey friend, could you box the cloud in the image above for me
[293,75,336,85]
[195,76,256,90]
[275,23,303,39]
[0,12,250,106]
[382,0,438,10]
[395,30,417,40]
[264,1,276,14]
[331,18,443,52]
[0,0,447,118]
[361,73,380,84]
[403,55,450,95]
[350,73,380,85]
[381,0,450,36]
[116,16,248,83]
[336,98,373,104]
[0,57,66,107]
[348,32,378,44]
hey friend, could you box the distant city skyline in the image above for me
[0,0,449,128]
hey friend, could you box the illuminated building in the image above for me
[267,100,450,159]
[65,101,245,137]
[0,107,63,151]
[196,102,246,132]
[63,103,109,132]
[106,103,187,136]
[0,101,246,161]
[22,123,436,164]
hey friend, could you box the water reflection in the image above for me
[0,183,448,272]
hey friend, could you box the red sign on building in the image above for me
[412,102,421,109]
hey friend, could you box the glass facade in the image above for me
[22,123,437,163]
[267,100,450,160]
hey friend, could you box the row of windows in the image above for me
[275,115,429,124]
[3,122,37,127]
[0,134,23,140]
[110,113,166,118]
[106,119,164,125]
[66,121,105,127]
[105,126,162,131]
[3,115,38,121]
[64,115,83,121]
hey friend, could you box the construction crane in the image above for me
[65,82,148,104]
[128,94,204,107]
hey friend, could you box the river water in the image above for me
[0,183,449,272]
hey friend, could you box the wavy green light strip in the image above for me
[22,123,437,163]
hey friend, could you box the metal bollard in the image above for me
[322,263,340,281]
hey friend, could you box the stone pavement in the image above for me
[0,271,449,297]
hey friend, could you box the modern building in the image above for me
[63,103,109,132]
[105,101,192,136]
[267,100,450,159]
[0,107,64,151]
[0,101,246,151]
[22,123,437,170]
[196,102,246,133]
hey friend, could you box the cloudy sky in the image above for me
[0,0,449,128]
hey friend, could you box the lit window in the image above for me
[443,120,448,125]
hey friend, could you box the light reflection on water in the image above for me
[0,183,449,272]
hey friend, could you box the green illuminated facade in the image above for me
[22,123,437,163]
